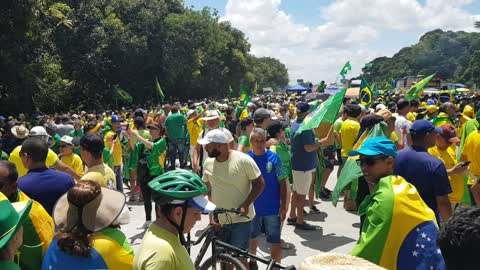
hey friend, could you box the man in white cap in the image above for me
[199,129,265,267]
[192,110,234,175]
[58,135,84,180]
[8,126,81,179]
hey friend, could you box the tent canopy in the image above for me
[287,83,312,94]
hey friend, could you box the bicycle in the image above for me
[186,208,296,270]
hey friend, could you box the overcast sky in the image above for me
[185,0,480,84]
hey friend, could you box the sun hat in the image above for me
[197,129,229,145]
[60,135,74,146]
[29,126,50,137]
[202,110,220,121]
[299,253,386,270]
[348,137,397,158]
[11,125,29,139]
[53,185,126,232]
[375,109,397,122]
[0,192,32,249]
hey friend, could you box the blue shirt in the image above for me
[290,120,318,171]
[394,146,452,221]
[248,150,287,216]
[18,168,75,215]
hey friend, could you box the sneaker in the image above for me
[319,189,331,200]
[310,205,321,213]
[303,209,309,216]
[295,222,317,231]
[287,217,297,225]
[322,187,333,195]
[137,221,152,230]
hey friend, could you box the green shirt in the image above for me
[136,138,167,176]
[69,129,84,155]
[334,117,344,149]
[238,135,251,151]
[165,113,187,140]
[103,148,113,168]
[270,142,293,184]
[50,133,62,154]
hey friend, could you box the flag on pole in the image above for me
[332,122,390,205]
[228,85,234,95]
[113,85,133,103]
[239,84,251,103]
[340,61,352,78]
[359,77,373,108]
[405,73,435,100]
[295,88,347,136]
[155,76,165,103]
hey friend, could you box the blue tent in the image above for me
[286,83,312,94]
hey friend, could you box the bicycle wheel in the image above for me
[199,253,247,270]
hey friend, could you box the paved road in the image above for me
[123,167,360,268]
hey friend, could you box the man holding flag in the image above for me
[349,137,446,270]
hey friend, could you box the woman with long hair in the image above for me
[42,180,133,269]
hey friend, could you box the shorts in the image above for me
[189,145,195,158]
[292,169,315,195]
[336,149,344,165]
[221,221,252,251]
[250,215,281,244]
[322,146,336,169]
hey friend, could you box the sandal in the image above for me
[281,240,294,249]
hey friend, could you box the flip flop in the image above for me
[281,240,294,249]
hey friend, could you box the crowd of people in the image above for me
[0,91,480,269]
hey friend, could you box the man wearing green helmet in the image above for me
[133,169,216,270]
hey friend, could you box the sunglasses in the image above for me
[356,156,387,167]
[59,144,69,148]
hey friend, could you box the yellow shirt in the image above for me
[104,131,122,166]
[428,146,464,203]
[60,153,84,180]
[463,131,480,177]
[340,118,360,157]
[187,119,202,147]
[81,163,116,189]
[9,146,59,177]
[203,150,261,224]
[390,131,398,143]
[133,223,194,270]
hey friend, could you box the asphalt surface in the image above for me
[122,167,360,268]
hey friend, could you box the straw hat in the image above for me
[11,125,29,139]
[299,253,386,270]
[53,186,126,232]
[202,110,220,121]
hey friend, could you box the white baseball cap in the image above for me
[60,135,74,146]
[197,129,229,145]
[29,126,50,137]
[171,195,216,214]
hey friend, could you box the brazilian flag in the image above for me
[359,77,373,108]
[353,175,446,270]
[113,85,133,103]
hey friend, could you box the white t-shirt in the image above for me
[394,115,411,146]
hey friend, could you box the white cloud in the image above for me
[220,0,479,84]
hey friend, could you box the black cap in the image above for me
[267,120,288,138]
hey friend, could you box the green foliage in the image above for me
[363,29,480,87]
[0,0,288,114]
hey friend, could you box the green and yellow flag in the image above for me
[352,175,446,270]
[114,85,133,103]
[332,121,390,205]
[295,88,346,136]
[359,77,373,108]
[405,73,435,100]
[155,76,165,103]
[340,61,352,78]
[239,84,251,103]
